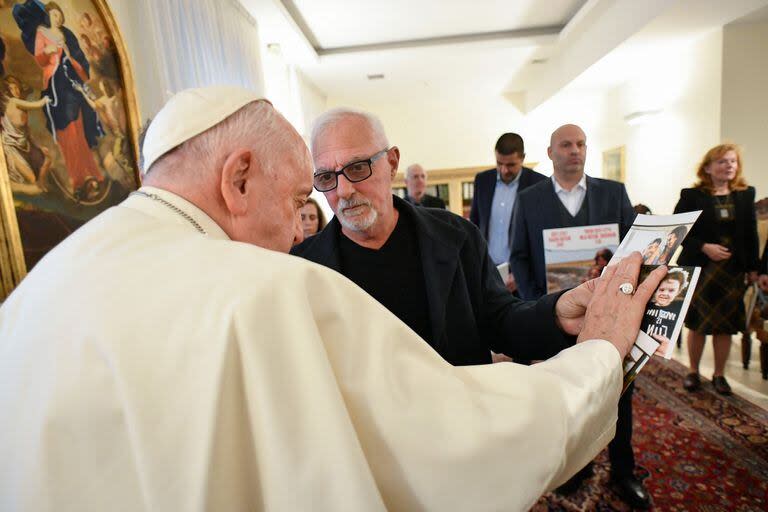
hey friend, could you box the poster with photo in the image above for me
[623,265,701,391]
[543,223,620,293]
[608,211,701,267]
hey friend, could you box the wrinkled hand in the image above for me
[577,252,668,359]
[554,278,600,336]
[759,274,768,292]
[702,243,731,261]
[504,273,517,293]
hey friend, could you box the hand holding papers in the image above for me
[607,211,703,390]
[576,253,669,361]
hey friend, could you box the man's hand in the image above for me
[577,252,668,359]
[702,243,731,261]
[504,273,517,293]
[554,278,599,336]
[759,274,768,292]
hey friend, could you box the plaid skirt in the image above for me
[684,260,746,335]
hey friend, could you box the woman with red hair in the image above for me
[675,144,759,395]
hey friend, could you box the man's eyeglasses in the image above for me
[313,148,389,192]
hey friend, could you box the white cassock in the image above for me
[0,186,621,511]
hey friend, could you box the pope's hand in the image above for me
[554,277,599,336]
[577,252,668,359]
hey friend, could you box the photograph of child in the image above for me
[642,238,662,264]
[641,267,690,347]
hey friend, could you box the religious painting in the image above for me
[602,145,625,183]
[0,0,139,300]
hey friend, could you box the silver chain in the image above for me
[130,191,207,235]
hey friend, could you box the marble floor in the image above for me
[671,328,768,410]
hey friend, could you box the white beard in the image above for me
[336,196,378,232]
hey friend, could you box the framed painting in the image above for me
[0,0,140,300]
[602,145,626,183]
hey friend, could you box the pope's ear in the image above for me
[220,149,254,216]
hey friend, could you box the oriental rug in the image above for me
[532,358,768,511]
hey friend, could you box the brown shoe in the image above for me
[712,376,732,395]
[683,372,701,391]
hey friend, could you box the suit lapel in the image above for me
[586,176,600,223]
[480,171,495,238]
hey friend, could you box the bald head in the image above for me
[405,164,427,201]
[548,124,587,180]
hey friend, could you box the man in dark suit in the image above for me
[510,124,647,508]
[469,133,546,292]
[404,163,446,208]
[292,108,598,369]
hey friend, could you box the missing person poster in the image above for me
[623,266,700,391]
[609,211,701,267]
[543,224,620,293]
[607,212,704,392]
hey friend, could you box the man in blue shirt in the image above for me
[469,133,546,292]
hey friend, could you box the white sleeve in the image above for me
[234,260,622,511]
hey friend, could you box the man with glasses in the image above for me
[293,108,589,366]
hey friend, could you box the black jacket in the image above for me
[674,187,759,272]
[291,195,572,366]
[469,167,547,242]
[404,193,446,209]
[510,176,635,300]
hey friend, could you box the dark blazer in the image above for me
[510,176,636,300]
[291,195,572,366]
[469,167,547,241]
[405,193,446,209]
[674,186,759,272]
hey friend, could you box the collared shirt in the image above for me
[488,171,521,265]
[552,174,588,217]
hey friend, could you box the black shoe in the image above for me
[555,462,593,495]
[712,375,733,395]
[683,372,701,392]
[611,475,652,509]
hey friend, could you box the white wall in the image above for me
[321,30,725,218]
[721,20,768,200]
[324,88,607,177]
[595,30,724,215]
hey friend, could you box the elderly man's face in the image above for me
[406,165,427,200]
[548,125,586,176]
[236,117,313,252]
[313,117,396,234]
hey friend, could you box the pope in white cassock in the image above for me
[0,86,667,511]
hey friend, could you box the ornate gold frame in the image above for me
[0,0,141,301]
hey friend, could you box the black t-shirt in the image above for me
[641,300,683,341]
[338,212,432,345]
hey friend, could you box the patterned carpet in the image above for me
[532,358,768,511]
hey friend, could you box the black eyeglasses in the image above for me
[313,148,389,192]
